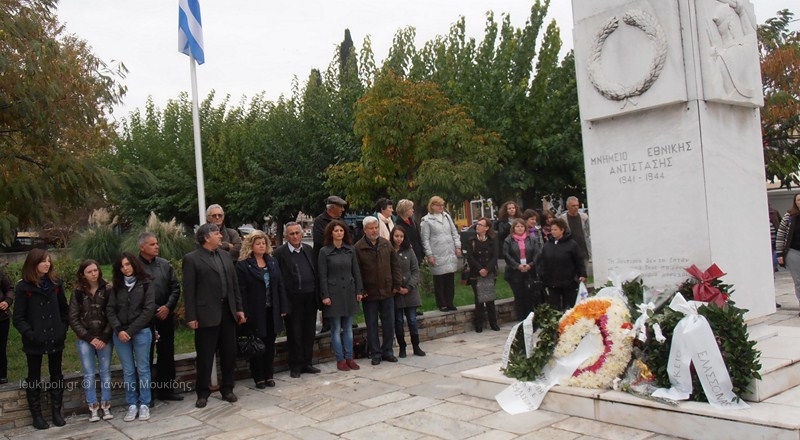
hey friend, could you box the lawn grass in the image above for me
[5,272,513,380]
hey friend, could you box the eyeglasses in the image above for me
[209,213,224,218]
[477,223,488,228]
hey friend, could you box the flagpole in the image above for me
[190,53,207,226]
[189,51,217,389]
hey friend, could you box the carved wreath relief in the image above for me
[588,10,668,108]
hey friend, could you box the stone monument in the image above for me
[572,0,773,319]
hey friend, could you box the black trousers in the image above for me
[150,313,177,394]
[547,284,578,312]
[433,273,455,309]
[194,311,237,397]
[285,291,318,372]
[472,284,497,328]
[0,319,8,378]
[508,275,537,320]
[363,298,395,359]
[248,307,276,383]
[26,351,63,380]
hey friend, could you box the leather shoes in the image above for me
[371,357,381,365]
[302,365,321,374]
[382,355,398,363]
[221,392,238,403]
[255,382,267,389]
[476,326,483,333]
[195,397,208,408]
[159,391,184,401]
[490,324,501,331]
[290,370,301,378]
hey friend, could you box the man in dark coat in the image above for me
[138,232,183,401]
[355,216,401,365]
[206,204,242,260]
[312,195,347,333]
[273,222,321,378]
[183,223,245,408]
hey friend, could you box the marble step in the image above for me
[462,364,800,440]
[745,324,800,402]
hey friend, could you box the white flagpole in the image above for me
[190,53,207,226]
[189,52,217,389]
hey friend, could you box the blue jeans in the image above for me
[77,339,113,404]
[114,328,152,406]
[330,315,354,361]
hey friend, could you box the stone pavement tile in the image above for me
[354,363,422,381]
[279,394,367,422]
[288,426,343,440]
[205,422,275,440]
[427,358,496,377]
[645,435,686,440]
[425,401,493,421]
[399,353,466,369]
[187,400,240,422]
[250,431,302,440]
[238,403,287,420]
[388,411,488,439]
[445,394,502,411]
[325,377,401,403]
[149,424,224,440]
[233,388,291,409]
[361,391,411,408]
[551,417,653,440]
[403,377,464,399]
[473,408,569,434]
[264,377,348,400]
[342,422,425,440]
[258,411,317,431]
[116,414,204,438]
[313,395,439,435]
[516,427,581,440]
[7,420,120,440]
[382,370,445,387]
[465,430,518,440]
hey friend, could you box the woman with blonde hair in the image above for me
[421,196,462,312]
[236,231,288,388]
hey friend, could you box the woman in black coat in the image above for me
[538,218,586,311]
[236,230,288,388]
[504,219,541,320]
[468,217,499,332]
[12,249,68,430]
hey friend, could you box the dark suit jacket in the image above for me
[274,243,318,297]
[182,247,243,328]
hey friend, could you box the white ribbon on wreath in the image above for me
[501,312,538,368]
[651,294,749,409]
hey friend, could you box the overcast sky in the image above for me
[56,1,795,119]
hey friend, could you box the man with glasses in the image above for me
[274,222,320,378]
[206,204,242,260]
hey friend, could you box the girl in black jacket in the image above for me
[468,217,499,332]
[12,249,68,430]
[108,252,155,422]
[538,218,586,311]
[68,259,114,422]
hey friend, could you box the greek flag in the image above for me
[178,0,204,64]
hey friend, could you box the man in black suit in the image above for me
[274,222,320,378]
[183,223,245,408]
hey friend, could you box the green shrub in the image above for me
[69,209,120,264]
[121,212,195,260]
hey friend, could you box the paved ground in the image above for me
[4,271,798,440]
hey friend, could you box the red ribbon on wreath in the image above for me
[684,264,727,307]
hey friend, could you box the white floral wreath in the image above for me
[554,297,633,389]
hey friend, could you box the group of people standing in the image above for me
[9,231,182,429]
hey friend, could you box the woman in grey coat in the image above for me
[318,220,363,372]
[391,227,425,358]
[420,196,462,312]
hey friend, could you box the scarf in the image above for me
[378,212,394,241]
[124,275,137,292]
[513,232,528,263]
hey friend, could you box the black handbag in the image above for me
[237,334,266,359]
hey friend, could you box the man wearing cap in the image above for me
[207,204,242,260]
[312,196,347,334]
